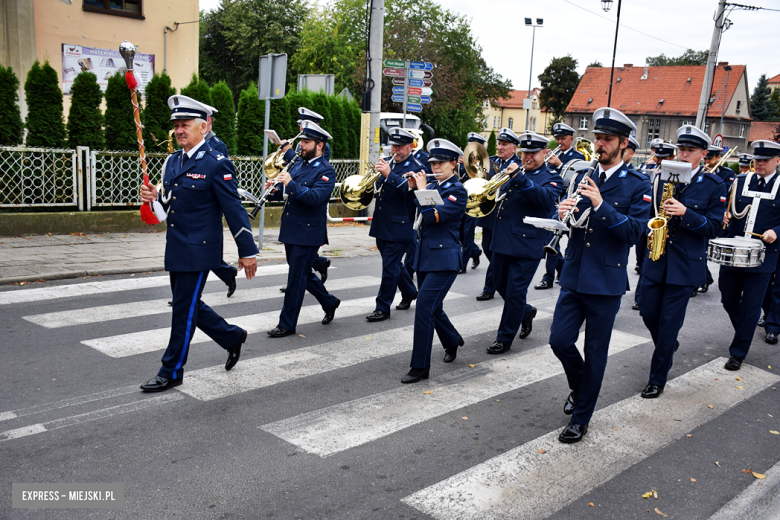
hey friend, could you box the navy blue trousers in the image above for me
[481,228,496,294]
[278,244,339,332]
[719,267,772,359]
[493,252,538,345]
[312,254,328,273]
[375,238,418,314]
[459,215,479,269]
[638,278,694,386]
[542,247,564,283]
[158,271,243,381]
[404,238,417,277]
[549,288,622,425]
[762,258,780,334]
[212,261,237,285]
[410,270,460,370]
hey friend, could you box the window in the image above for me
[508,117,513,130]
[682,120,694,126]
[704,121,710,133]
[498,117,501,128]
[736,100,742,112]
[83,0,143,18]
[579,116,588,130]
[482,99,490,109]
[493,116,497,128]
[739,125,746,138]
[531,117,536,132]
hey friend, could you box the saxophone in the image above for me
[646,182,675,261]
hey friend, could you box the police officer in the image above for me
[488,132,563,354]
[402,139,467,384]
[265,121,341,338]
[638,138,665,172]
[476,128,523,301]
[550,107,651,443]
[738,153,753,174]
[138,96,259,392]
[720,140,780,371]
[704,145,735,187]
[365,128,421,322]
[457,132,488,273]
[535,123,584,290]
[409,129,432,174]
[637,125,727,399]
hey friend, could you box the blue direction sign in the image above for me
[391,94,405,103]
[409,61,433,70]
[392,86,405,95]
[407,103,423,113]
[420,96,432,104]
[407,78,423,87]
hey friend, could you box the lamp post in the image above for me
[204,20,226,82]
[719,65,732,136]
[601,0,622,107]
[524,18,543,131]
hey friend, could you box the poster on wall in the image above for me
[61,44,155,96]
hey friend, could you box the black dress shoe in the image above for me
[401,368,430,384]
[322,298,340,325]
[225,329,247,371]
[555,276,560,285]
[558,422,588,444]
[396,295,417,310]
[366,310,390,322]
[316,258,331,284]
[640,383,664,399]
[724,355,744,371]
[563,391,577,415]
[476,292,494,301]
[690,288,698,298]
[486,340,510,355]
[675,340,680,352]
[519,307,537,339]
[767,332,778,345]
[267,326,294,338]
[758,314,767,327]
[226,269,238,298]
[458,268,467,274]
[471,256,480,269]
[534,279,553,290]
[280,286,286,293]
[140,375,183,393]
[632,301,640,311]
[168,301,172,306]
[697,282,710,294]
[443,336,464,363]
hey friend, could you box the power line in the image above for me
[563,0,687,50]
[727,3,780,13]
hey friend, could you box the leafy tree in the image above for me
[142,72,176,153]
[104,71,138,151]
[180,73,212,106]
[66,72,103,149]
[24,59,66,147]
[237,82,265,155]
[751,74,778,121]
[646,49,708,67]
[210,81,237,154]
[487,129,496,156]
[587,61,603,68]
[538,55,580,120]
[0,65,24,146]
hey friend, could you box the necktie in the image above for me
[597,170,606,188]
[758,178,766,191]
[180,152,186,169]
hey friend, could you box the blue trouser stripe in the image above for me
[173,271,205,379]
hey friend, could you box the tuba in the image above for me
[574,137,595,162]
[339,153,398,210]
[462,142,501,218]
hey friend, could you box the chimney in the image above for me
[623,64,633,68]
[717,61,729,67]
[641,66,648,80]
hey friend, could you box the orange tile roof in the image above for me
[749,121,780,142]
[768,73,780,84]
[494,89,540,108]
[566,65,748,119]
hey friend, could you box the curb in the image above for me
[0,265,166,285]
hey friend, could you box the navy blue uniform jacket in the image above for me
[160,147,258,272]
[206,132,229,157]
[491,164,563,259]
[409,178,467,272]
[369,156,423,242]
[560,163,651,295]
[725,173,780,274]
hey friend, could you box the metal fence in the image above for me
[0,147,80,208]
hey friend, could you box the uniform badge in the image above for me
[619,171,627,178]
[697,175,703,183]
[314,161,320,167]
[196,151,205,160]
[444,182,451,188]
[321,175,329,181]
[448,195,457,201]
[720,196,727,202]
[643,194,652,202]
[404,161,409,167]
[216,154,225,161]
[550,182,557,186]
[186,173,206,179]
[223,174,232,181]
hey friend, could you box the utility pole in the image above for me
[695,0,728,129]
[367,0,384,166]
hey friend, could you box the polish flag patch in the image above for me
[223,174,232,181]
[321,176,329,181]
[643,194,652,202]
[550,182,557,186]
[720,196,727,202]
[448,195,457,201]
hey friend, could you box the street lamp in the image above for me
[601,0,622,107]
[204,20,226,82]
[719,65,732,136]
[524,17,543,131]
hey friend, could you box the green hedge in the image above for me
[25,59,66,148]
[67,71,103,149]
[142,72,176,153]
[0,65,24,146]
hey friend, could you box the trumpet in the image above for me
[544,146,562,165]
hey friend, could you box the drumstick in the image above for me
[747,231,765,239]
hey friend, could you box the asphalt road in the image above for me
[1,254,779,519]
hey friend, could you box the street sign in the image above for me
[714,134,724,148]
[407,95,421,104]
[392,95,405,103]
[392,78,406,86]
[407,78,423,87]
[409,70,425,79]
[723,145,730,154]
[392,86,406,95]
[409,61,433,70]
[383,58,405,68]
[420,79,433,87]
[406,103,423,113]
[383,67,406,78]
[407,87,422,96]
[420,96,432,104]
[420,87,433,96]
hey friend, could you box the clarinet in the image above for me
[257,151,303,207]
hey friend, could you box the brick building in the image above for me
[480,88,553,140]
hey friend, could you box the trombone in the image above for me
[704,146,738,174]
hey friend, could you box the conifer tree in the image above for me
[0,65,24,146]
[66,71,103,149]
[269,94,291,146]
[237,82,264,155]
[24,59,66,147]
[180,73,212,106]
[751,74,778,121]
[210,81,237,154]
[104,71,138,151]
[487,129,497,156]
[328,95,348,158]
[142,72,176,153]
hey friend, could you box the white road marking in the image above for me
[709,458,780,520]
[0,394,183,442]
[401,359,780,520]
[0,385,140,422]
[260,330,648,457]
[23,276,380,328]
[178,308,551,401]
[81,293,467,358]
[0,264,292,306]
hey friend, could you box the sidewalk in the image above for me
[0,223,380,285]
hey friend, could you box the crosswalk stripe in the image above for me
[401,359,780,520]
[260,329,648,457]
[23,276,381,329]
[81,292,468,358]
[709,458,780,519]
[178,307,552,401]
[0,385,139,423]
[0,394,183,442]
[0,264,292,306]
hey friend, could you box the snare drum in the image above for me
[707,237,765,267]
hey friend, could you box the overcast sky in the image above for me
[200,0,780,93]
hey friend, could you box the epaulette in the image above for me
[702,172,725,184]
[412,156,423,167]
[625,168,647,180]
[207,148,227,161]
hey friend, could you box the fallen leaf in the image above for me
[753,472,766,479]
[588,502,594,507]
[737,386,743,389]
[613,427,618,431]
[714,378,719,380]
[687,434,693,438]
[364,337,371,340]
[469,364,476,368]
[19,282,27,286]
[462,417,468,420]
[716,462,721,467]
[770,431,779,435]
[708,404,714,409]
[424,391,432,395]
[298,334,306,338]
[769,366,773,369]
[655,508,668,517]
[653,490,658,499]
[130,274,135,277]
[690,478,697,483]
[742,469,753,474]
[736,376,744,381]
[769,414,774,418]
[537,449,547,454]
[642,492,653,499]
